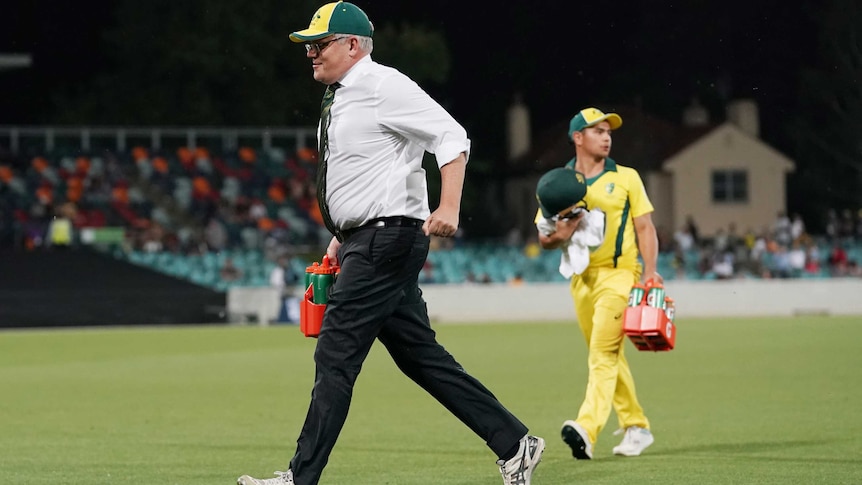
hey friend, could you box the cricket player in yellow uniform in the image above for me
[536,107,661,459]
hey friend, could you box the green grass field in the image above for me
[2,317,862,484]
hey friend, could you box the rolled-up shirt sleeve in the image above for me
[376,74,470,167]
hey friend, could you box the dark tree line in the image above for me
[791,0,862,224]
[51,0,451,127]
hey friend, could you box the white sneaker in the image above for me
[561,420,592,459]
[237,470,295,485]
[497,434,545,485]
[612,426,654,456]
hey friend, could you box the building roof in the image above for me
[664,122,795,172]
[509,104,717,176]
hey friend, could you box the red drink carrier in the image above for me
[623,279,677,352]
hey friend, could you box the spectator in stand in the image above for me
[139,221,166,253]
[74,156,90,178]
[239,147,257,165]
[36,180,54,207]
[751,229,768,261]
[804,241,821,275]
[790,213,806,242]
[220,257,243,283]
[685,214,700,246]
[698,246,714,276]
[177,147,195,173]
[743,227,757,251]
[787,240,806,277]
[748,229,770,277]
[267,178,287,204]
[47,203,74,250]
[727,223,750,274]
[523,234,541,259]
[711,250,735,279]
[249,198,267,221]
[191,176,217,218]
[204,216,228,252]
[713,227,729,253]
[769,244,792,279]
[150,156,172,193]
[0,164,14,185]
[726,223,742,252]
[270,254,301,323]
[773,211,792,247]
[419,259,436,284]
[828,243,849,276]
[65,176,84,204]
[673,224,694,252]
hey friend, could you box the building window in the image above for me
[711,170,748,203]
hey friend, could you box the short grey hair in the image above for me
[353,35,373,54]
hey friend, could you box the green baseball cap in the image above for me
[290,1,374,42]
[568,107,623,139]
[536,168,588,218]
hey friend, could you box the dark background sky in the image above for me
[1,0,818,151]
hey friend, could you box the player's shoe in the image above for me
[497,434,545,485]
[612,426,654,456]
[237,470,295,485]
[561,420,593,459]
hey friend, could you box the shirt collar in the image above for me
[567,156,619,185]
[335,55,372,88]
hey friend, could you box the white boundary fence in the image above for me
[228,279,862,325]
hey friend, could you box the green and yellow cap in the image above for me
[568,107,623,139]
[536,167,588,218]
[290,1,374,42]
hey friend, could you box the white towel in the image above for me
[560,208,605,277]
[536,209,606,279]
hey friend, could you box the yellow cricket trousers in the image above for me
[570,266,650,444]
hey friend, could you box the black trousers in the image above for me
[289,223,528,485]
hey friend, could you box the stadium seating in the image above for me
[4,143,861,291]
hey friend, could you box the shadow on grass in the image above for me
[659,439,862,464]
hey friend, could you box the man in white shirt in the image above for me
[237,3,543,485]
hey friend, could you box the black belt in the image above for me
[338,216,424,242]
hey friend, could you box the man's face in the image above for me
[305,35,354,85]
[574,121,613,158]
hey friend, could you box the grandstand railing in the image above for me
[0,126,317,154]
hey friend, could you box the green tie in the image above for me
[317,83,341,237]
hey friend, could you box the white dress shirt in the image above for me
[321,55,471,231]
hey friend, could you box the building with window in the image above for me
[506,98,795,240]
[661,106,795,236]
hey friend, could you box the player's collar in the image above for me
[566,157,618,185]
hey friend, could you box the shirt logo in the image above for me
[605,182,615,194]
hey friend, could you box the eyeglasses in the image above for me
[305,36,349,56]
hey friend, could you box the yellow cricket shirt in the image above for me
[564,157,654,271]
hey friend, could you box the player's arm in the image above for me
[537,215,582,249]
[423,152,466,237]
[633,212,663,284]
